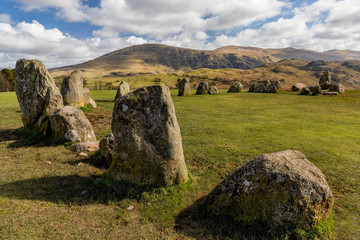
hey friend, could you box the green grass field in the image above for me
[1,90,360,239]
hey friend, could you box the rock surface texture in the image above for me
[110,85,188,186]
[203,150,334,230]
[115,81,131,100]
[196,81,209,95]
[61,70,85,108]
[178,78,191,96]
[319,71,331,90]
[227,81,243,93]
[99,133,114,167]
[14,59,63,134]
[49,106,96,142]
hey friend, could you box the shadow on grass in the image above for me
[0,174,155,205]
[66,151,107,169]
[96,99,114,103]
[2,127,64,148]
[175,197,298,240]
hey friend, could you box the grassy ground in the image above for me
[1,90,360,239]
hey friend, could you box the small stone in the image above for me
[291,83,307,91]
[45,161,52,165]
[126,206,135,211]
[77,162,84,166]
[77,152,89,157]
[81,190,87,195]
[323,91,339,96]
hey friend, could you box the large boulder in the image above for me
[265,83,277,93]
[196,81,209,95]
[254,83,266,93]
[208,86,218,95]
[291,83,307,91]
[319,71,331,90]
[49,106,96,142]
[178,78,191,96]
[99,133,114,167]
[203,150,334,230]
[109,85,188,186]
[329,83,345,93]
[114,81,130,100]
[83,88,97,108]
[14,59,63,134]
[227,81,243,93]
[61,70,85,108]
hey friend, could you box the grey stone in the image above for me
[50,106,96,142]
[109,85,188,186]
[99,133,114,167]
[273,80,282,90]
[300,87,311,95]
[178,78,191,96]
[227,81,243,93]
[203,150,334,230]
[14,59,63,134]
[61,70,85,108]
[329,83,345,93]
[291,83,307,91]
[83,88,97,108]
[248,83,256,92]
[254,83,266,93]
[115,81,131,100]
[266,83,277,93]
[208,86,218,95]
[319,71,331,90]
[308,85,322,95]
[196,81,209,95]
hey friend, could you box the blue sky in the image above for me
[0,0,359,68]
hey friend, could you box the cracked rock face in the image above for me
[109,85,188,186]
[14,59,63,134]
[203,150,334,230]
[61,70,85,108]
[49,106,96,142]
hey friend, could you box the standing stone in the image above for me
[99,133,114,167]
[203,150,334,230]
[61,70,85,108]
[329,83,345,93]
[254,83,266,93]
[178,78,191,96]
[208,86,218,95]
[266,83,277,93]
[227,81,243,93]
[49,106,96,142]
[196,81,209,95]
[319,71,331,90]
[115,81,131,100]
[300,87,311,95]
[273,80,282,90]
[14,59,63,134]
[110,85,188,186]
[83,88,97,108]
[248,83,256,92]
[291,83,307,91]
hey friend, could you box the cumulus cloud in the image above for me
[0,14,11,23]
[0,20,147,68]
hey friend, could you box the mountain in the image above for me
[50,44,360,78]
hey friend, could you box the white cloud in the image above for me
[0,14,11,23]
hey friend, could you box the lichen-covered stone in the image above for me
[99,133,114,167]
[254,83,266,93]
[61,70,85,108]
[83,88,96,108]
[49,106,96,142]
[109,85,188,186]
[208,86,218,95]
[178,78,191,96]
[266,83,277,93]
[319,71,331,90]
[196,81,209,95]
[291,83,307,91]
[203,150,334,230]
[329,83,345,93]
[115,81,130,100]
[227,81,243,93]
[14,59,63,134]
[300,87,311,95]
